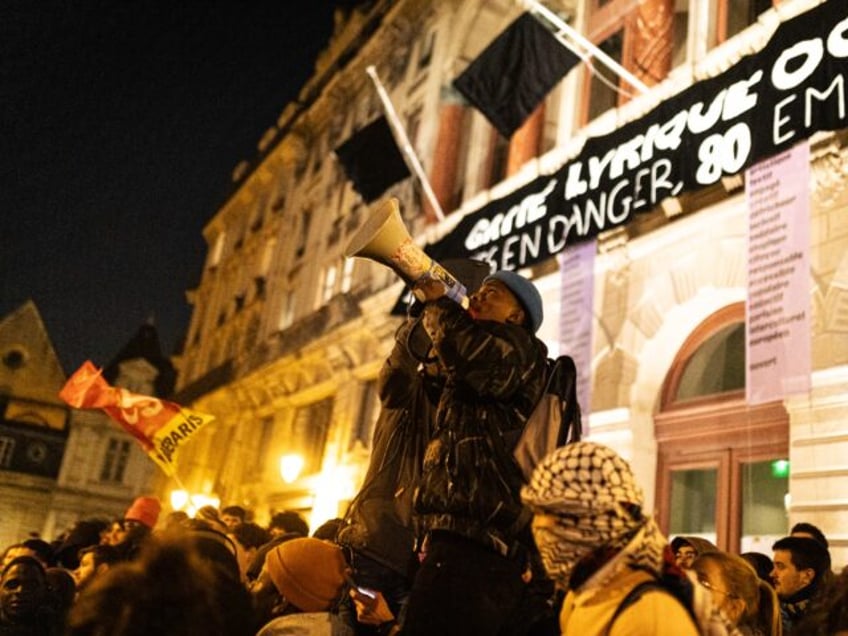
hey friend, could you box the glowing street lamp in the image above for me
[280,454,304,483]
[170,489,189,511]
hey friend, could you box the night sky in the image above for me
[1,1,355,374]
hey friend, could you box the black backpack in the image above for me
[513,354,582,481]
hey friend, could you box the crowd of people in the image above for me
[3,269,847,635]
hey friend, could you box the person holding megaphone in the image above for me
[396,268,554,636]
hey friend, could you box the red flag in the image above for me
[60,361,214,476]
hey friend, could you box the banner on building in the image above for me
[429,1,847,272]
[335,115,411,203]
[557,240,596,433]
[59,361,214,476]
[454,12,581,139]
[745,142,811,405]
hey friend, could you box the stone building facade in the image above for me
[0,302,175,546]
[171,0,847,567]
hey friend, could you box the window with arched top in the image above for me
[661,304,746,409]
[655,303,789,553]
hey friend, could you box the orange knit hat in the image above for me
[265,537,347,612]
[124,496,162,529]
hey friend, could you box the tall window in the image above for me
[100,438,131,483]
[350,380,379,450]
[278,290,296,330]
[293,398,334,474]
[710,0,773,46]
[0,437,14,468]
[586,30,625,122]
[296,209,312,259]
[321,264,338,305]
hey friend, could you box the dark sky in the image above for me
[1,1,353,374]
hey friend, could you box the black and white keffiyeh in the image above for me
[520,441,656,585]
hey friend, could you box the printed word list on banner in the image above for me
[745,142,811,405]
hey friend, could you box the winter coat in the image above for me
[338,318,440,576]
[560,567,700,636]
[255,612,354,636]
[412,297,548,546]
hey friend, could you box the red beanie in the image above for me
[124,496,161,529]
[265,537,347,612]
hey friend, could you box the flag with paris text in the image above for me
[59,360,214,477]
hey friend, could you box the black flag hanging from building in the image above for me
[453,12,580,139]
[334,115,411,203]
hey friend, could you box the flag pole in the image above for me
[366,65,446,222]
[522,0,650,95]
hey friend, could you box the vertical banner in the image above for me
[745,142,811,405]
[558,239,595,432]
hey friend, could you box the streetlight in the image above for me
[280,453,304,483]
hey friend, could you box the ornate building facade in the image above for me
[0,302,175,546]
[171,0,848,567]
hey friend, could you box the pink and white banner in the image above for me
[558,239,595,429]
[745,142,811,405]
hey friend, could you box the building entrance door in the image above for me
[654,304,789,553]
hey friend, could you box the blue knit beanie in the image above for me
[483,270,543,332]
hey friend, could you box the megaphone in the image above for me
[344,198,468,307]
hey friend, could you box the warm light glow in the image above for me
[170,489,189,511]
[280,454,305,483]
[191,493,221,511]
[310,463,356,530]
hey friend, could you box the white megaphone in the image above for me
[344,198,468,307]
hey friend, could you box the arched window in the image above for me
[655,303,789,553]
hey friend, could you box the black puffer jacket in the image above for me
[413,297,548,545]
[338,318,441,576]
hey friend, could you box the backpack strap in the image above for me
[606,573,699,635]
[607,580,665,634]
[548,355,581,445]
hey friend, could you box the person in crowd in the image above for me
[100,518,127,546]
[740,552,775,587]
[252,537,354,635]
[796,567,848,636]
[268,510,310,539]
[44,567,75,631]
[400,270,555,635]
[692,550,781,635]
[2,543,44,572]
[337,258,491,629]
[67,529,255,636]
[220,505,247,531]
[52,518,109,569]
[0,556,57,636]
[162,510,190,530]
[671,536,719,571]
[246,512,310,583]
[1,539,54,571]
[71,544,121,594]
[521,441,733,636]
[789,522,828,549]
[228,522,271,583]
[313,518,344,542]
[196,505,230,535]
[770,535,831,635]
[124,495,161,531]
[107,495,162,562]
[337,281,444,624]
